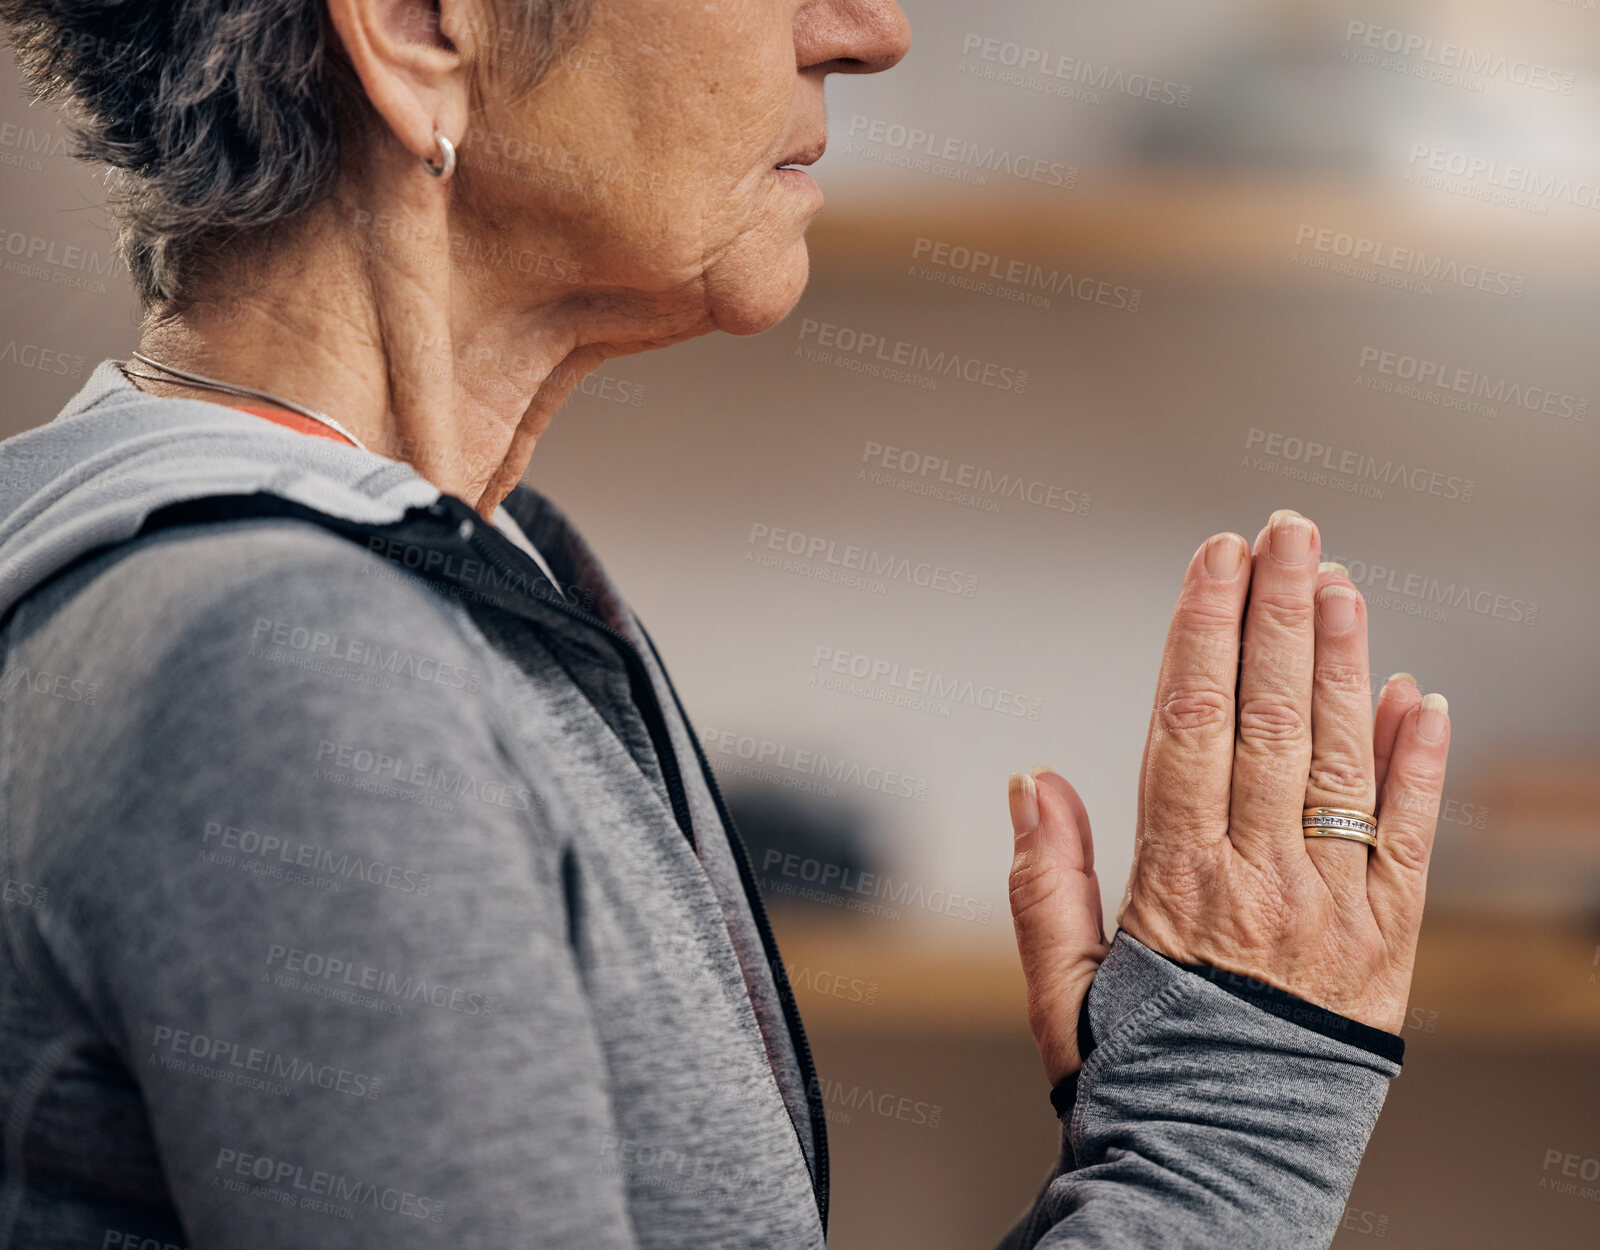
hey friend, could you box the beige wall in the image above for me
[3,1,1597,1245]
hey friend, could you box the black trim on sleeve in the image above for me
[1045,1007,1098,1119]
[1048,1072,1080,1120]
[1077,992,1096,1063]
[1163,956,1406,1065]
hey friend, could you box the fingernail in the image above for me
[1315,584,1360,634]
[1318,561,1348,578]
[1386,672,1417,688]
[1203,534,1245,578]
[1009,771,1040,834]
[1030,765,1056,778]
[1417,692,1449,742]
[1269,511,1314,564]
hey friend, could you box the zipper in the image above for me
[133,489,829,1234]
[635,621,831,1238]
[466,502,831,1233]
[443,498,698,850]
[439,497,829,1235]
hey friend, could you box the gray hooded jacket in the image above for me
[0,362,1402,1249]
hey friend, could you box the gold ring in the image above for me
[1302,805,1377,836]
[1303,826,1378,848]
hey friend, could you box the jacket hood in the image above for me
[0,359,461,625]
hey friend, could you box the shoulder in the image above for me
[14,514,477,670]
[2,513,552,897]
[0,524,572,1058]
[3,515,508,795]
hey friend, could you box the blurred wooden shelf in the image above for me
[770,911,1600,1048]
[807,171,1600,287]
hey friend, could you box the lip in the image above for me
[773,164,824,206]
[775,138,827,170]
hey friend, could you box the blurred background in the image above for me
[3,0,1597,1246]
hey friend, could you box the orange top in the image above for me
[230,403,356,448]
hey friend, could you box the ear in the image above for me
[325,0,476,164]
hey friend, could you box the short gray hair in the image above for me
[0,0,593,308]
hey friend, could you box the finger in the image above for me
[1009,770,1101,927]
[1373,672,1422,797]
[1007,769,1107,1082]
[1229,509,1321,863]
[1033,766,1103,940]
[1139,531,1252,856]
[1302,563,1377,899]
[1033,766,1093,870]
[1366,694,1450,948]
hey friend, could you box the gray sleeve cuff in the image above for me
[1020,930,1401,1250]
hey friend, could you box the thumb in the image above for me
[1008,767,1102,936]
[1007,767,1108,1083]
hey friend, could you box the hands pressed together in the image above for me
[1008,509,1452,1086]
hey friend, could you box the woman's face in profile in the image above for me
[465,0,909,337]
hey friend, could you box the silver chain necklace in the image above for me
[120,351,370,452]
[120,349,570,593]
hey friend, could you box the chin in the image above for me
[707,234,813,336]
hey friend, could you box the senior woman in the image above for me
[0,1,1451,1247]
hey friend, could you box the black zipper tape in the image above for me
[635,620,831,1237]
[134,489,829,1231]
